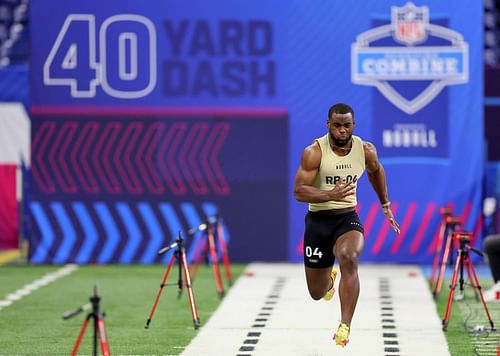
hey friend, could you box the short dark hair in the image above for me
[328,103,354,120]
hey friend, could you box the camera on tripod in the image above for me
[442,231,494,332]
[453,232,472,242]
[145,231,201,330]
[63,285,111,356]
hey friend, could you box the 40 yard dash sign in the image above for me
[35,8,279,106]
[43,14,157,99]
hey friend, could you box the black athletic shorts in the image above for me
[303,210,364,268]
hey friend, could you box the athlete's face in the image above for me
[327,113,354,147]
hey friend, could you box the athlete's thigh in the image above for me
[333,230,364,258]
[303,213,335,268]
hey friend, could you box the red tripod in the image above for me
[63,285,111,356]
[442,232,495,332]
[429,207,453,287]
[145,232,200,330]
[215,214,233,286]
[432,215,462,298]
[188,214,232,298]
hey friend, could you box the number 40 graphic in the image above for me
[43,14,157,99]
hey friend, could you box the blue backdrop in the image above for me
[29,0,483,264]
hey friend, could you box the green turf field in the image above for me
[434,278,500,356]
[0,264,245,355]
[1,264,499,355]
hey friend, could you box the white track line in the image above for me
[182,263,450,356]
[0,264,78,311]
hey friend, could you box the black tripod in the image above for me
[442,232,495,332]
[145,231,200,330]
[63,285,111,356]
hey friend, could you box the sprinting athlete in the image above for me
[294,102,400,347]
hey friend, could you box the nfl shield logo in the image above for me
[352,1,468,114]
[391,2,429,45]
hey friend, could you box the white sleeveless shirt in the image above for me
[308,134,366,211]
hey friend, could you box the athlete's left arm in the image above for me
[364,141,400,234]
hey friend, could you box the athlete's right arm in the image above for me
[293,143,354,203]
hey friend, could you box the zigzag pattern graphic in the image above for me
[28,201,230,265]
[31,121,231,195]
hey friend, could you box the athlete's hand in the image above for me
[328,180,355,202]
[382,204,400,234]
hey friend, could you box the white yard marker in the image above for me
[0,264,78,311]
[182,263,450,356]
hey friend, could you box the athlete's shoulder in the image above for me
[304,140,321,153]
[307,134,328,151]
[315,133,329,144]
[361,140,379,164]
[303,138,322,158]
[359,138,377,154]
[301,140,322,170]
[350,135,375,153]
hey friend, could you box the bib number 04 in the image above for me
[305,246,323,259]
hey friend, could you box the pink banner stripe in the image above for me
[371,203,399,255]
[32,123,56,193]
[178,125,208,195]
[296,235,304,256]
[166,124,188,194]
[427,221,444,254]
[426,202,456,254]
[71,122,100,193]
[460,202,472,227]
[30,106,288,118]
[471,215,483,247]
[187,123,210,195]
[112,122,135,194]
[390,202,417,255]
[121,123,144,194]
[363,202,379,239]
[47,125,69,192]
[55,122,79,193]
[207,124,231,195]
[138,123,165,194]
[94,123,122,194]
[409,202,436,255]
[159,123,188,195]
[201,125,226,195]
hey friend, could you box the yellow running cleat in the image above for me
[333,323,350,347]
[323,267,338,301]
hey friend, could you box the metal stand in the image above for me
[63,285,111,356]
[145,231,200,330]
[442,232,495,332]
[188,214,231,298]
[429,207,453,287]
[433,215,462,298]
[214,214,233,286]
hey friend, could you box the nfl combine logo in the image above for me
[351,2,469,114]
